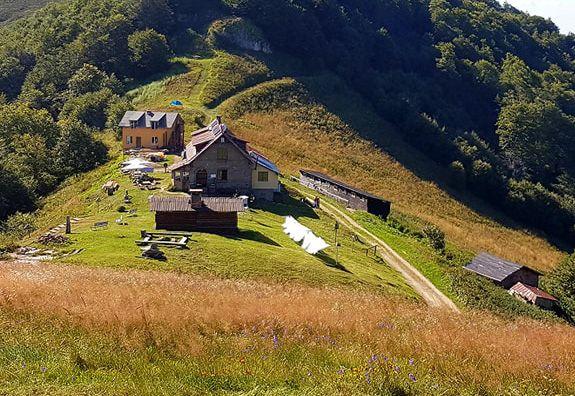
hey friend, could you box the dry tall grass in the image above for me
[228,111,564,271]
[1,262,574,393]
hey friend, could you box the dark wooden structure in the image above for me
[149,193,244,233]
[299,170,391,219]
[465,252,542,289]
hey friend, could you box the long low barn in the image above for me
[300,169,391,219]
[149,194,244,233]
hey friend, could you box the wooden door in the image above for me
[136,137,142,148]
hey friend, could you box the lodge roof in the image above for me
[465,252,541,282]
[118,111,181,129]
[149,195,245,213]
[299,169,389,202]
[168,118,279,174]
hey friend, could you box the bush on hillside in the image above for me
[422,225,446,252]
[1,212,37,238]
[543,253,575,321]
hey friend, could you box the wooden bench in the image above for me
[91,221,109,231]
[135,239,188,249]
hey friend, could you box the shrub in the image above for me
[422,224,446,251]
[117,205,127,213]
[2,212,37,238]
[543,253,575,321]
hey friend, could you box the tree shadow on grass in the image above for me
[224,229,281,247]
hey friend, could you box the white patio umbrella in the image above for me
[122,158,154,167]
[122,163,154,173]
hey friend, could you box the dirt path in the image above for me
[295,186,459,312]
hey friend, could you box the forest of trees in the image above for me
[0,0,574,245]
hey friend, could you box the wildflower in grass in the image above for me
[272,334,279,349]
[41,367,47,373]
[21,362,26,368]
[307,370,312,377]
[409,373,417,382]
[369,354,378,363]
[394,366,400,373]
[409,358,414,366]
[337,367,346,375]
[365,370,371,384]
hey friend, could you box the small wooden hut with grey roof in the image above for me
[149,191,244,233]
[465,252,542,289]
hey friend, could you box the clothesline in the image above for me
[282,216,329,255]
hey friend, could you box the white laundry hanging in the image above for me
[301,231,315,251]
[283,216,330,255]
[306,236,329,255]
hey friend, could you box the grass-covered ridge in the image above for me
[220,77,564,272]
[25,153,414,297]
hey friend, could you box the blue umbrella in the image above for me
[170,100,183,106]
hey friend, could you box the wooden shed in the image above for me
[299,170,391,219]
[509,282,558,310]
[465,252,542,289]
[149,194,244,233]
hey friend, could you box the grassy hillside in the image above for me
[24,149,414,297]
[129,56,563,271]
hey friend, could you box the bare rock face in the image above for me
[208,17,272,54]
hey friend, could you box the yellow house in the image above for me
[119,111,184,151]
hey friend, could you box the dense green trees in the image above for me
[128,29,172,77]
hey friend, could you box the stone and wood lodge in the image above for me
[119,111,185,151]
[168,117,280,201]
[299,169,391,219]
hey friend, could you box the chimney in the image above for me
[216,115,222,124]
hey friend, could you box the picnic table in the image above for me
[135,230,192,249]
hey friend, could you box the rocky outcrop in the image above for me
[208,17,272,54]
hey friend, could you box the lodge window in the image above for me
[126,136,133,144]
[217,148,228,160]
[174,171,181,181]
[258,171,269,182]
[129,121,137,128]
[217,169,228,181]
[152,136,159,144]
[151,121,158,130]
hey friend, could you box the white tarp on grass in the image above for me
[282,216,329,255]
